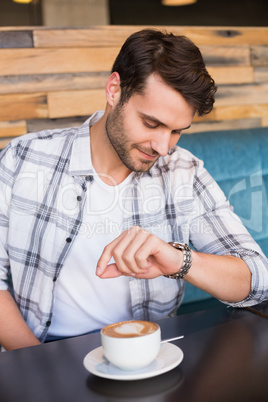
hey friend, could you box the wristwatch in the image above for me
[164,242,192,279]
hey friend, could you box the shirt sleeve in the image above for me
[0,144,15,290]
[189,161,268,307]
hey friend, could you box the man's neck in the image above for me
[90,115,131,186]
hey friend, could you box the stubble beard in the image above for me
[105,103,159,173]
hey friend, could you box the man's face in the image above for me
[105,74,195,173]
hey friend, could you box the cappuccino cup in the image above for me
[101,320,161,371]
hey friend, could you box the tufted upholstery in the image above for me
[178,127,268,304]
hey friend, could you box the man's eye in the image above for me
[144,121,158,129]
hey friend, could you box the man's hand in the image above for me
[96,226,183,279]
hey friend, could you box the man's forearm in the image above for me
[0,290,41,350]
[185,251,252,303]
[96,226,252,303]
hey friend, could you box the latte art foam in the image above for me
[102,320,158,338]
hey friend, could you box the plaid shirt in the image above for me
[0,112,267,342]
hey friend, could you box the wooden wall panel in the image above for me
[200,46,250,66]
[183,27,268,45]
[0,30,33,48]
[207,66,254,84]
[254,67,268,83]
[189,118,262,134]
[251,46,268,66]
[215,84,268,107]
[33,26,142,48]
[262,116,268,126]
[0,93,48,121]
[0,48,119,75]
[33,26,268,47]
[0,120,27,137]
[0,72,109,94]
[0,25,267,144]
[194,104,268,123]
[27,116,87,133]
[48,89,106,118]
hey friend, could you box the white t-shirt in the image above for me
[48,172,133,337]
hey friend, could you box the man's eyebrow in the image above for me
[140,113,191,131]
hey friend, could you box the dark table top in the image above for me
[0,301,268,402]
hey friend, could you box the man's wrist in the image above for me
[164,242,192,279]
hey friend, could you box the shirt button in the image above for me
[66,237,72,243]
[77,195,82,201]
[53,276,57,282]
[46,320,51,327]
[85,175,93,182]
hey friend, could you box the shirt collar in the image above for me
[68,111,104,176]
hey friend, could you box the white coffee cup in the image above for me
[101,320,161,371]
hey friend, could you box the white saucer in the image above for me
[83,342,183,381]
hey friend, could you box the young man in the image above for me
[0,29,267,350]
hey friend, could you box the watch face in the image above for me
[169,242,189,251]
[169,242,184,250]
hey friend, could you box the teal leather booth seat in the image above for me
[178,126,268,305]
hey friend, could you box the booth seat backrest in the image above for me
[178,127,268,304]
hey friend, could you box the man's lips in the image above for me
[138,148,159,160]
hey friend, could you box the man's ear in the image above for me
[106,72,121,106]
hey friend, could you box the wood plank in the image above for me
[195,104,268,122]
[32,26,268,48]
[33,26,184,48]
[0,117,88,139]
[215,84,268,107]
[0,67,255,94]
[262,116,268,127]
[0,27,33,32]
[216,104,268,120]
[0,72,109,94]
[184,27,268,45]
[200,45,250,66]
[0,48,119,76]
[251,46,268,67]
[0,94,48,121]
[48,89,106,118]
[187,118,261,134]
[0,30,33,49]
[254,67,268,83]
[27,116,87,133]
[0,120,27,137]
[208,66,254,85]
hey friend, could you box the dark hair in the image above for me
[112,29,217,116]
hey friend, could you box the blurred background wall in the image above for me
[0,0,268,27]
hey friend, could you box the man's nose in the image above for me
[151,130,171,157]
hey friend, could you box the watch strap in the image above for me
[164,242,192,279]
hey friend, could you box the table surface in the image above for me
[0,301,268,402]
